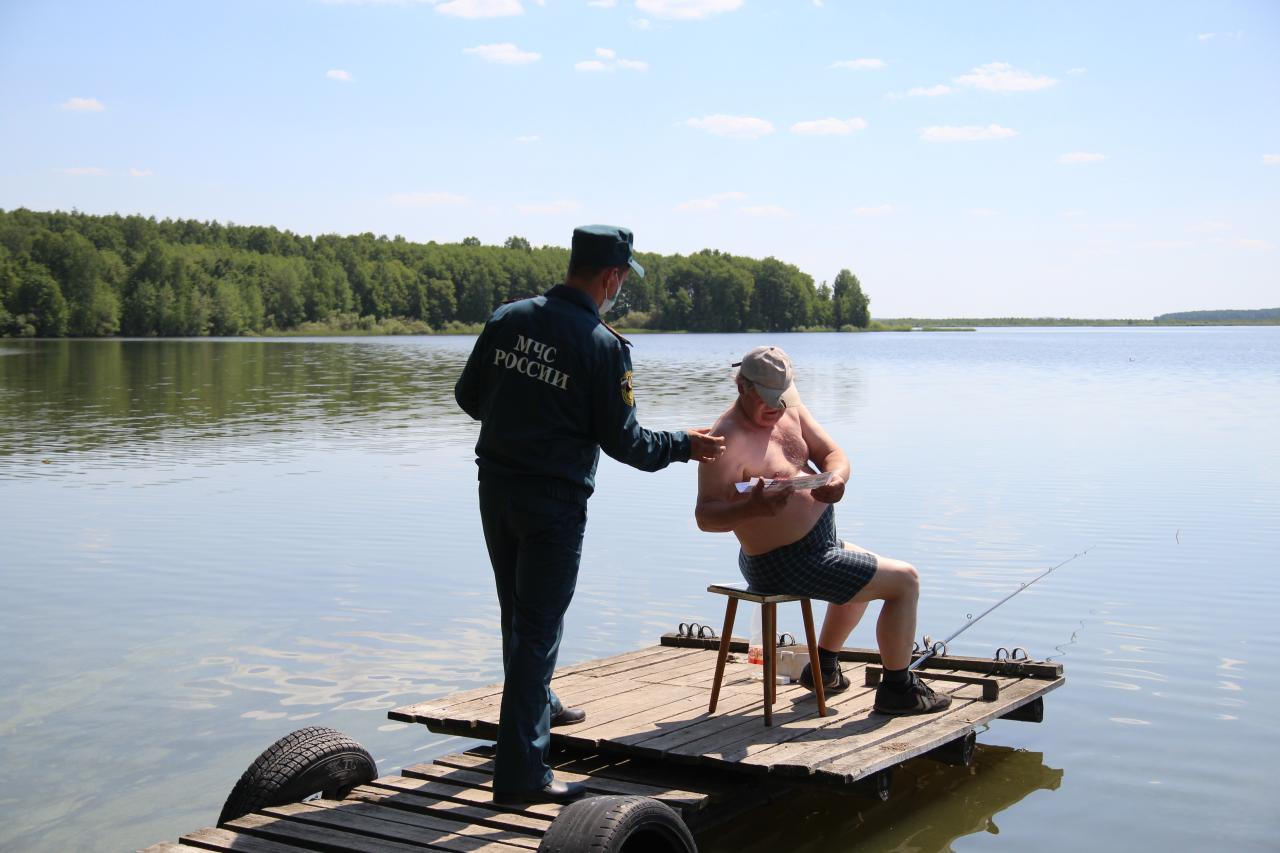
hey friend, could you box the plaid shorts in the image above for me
[737,506,878,604]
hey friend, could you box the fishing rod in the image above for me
[910,546,1093,671]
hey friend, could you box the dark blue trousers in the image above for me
[478,478,587,794]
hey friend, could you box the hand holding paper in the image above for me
[735,470,834,494]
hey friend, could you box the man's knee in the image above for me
[874,559,920,601]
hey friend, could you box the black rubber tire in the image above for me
[217,726,376,824]
[537,795,697,853]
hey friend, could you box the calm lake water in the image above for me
[1,328,1277,852]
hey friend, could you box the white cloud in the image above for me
[1232,238,1274,251]
[920,124,1017,142]
[518,200,581,214]
[635,0,742,20]
[1137,240,1191,250]
[435,0,523,18]
[325,69,352,81]
[830,58,884,70]
[1061,210,1086,219]
[906,84,951,97]
[1059,152,1106,164]
[676,191,748,211]
[515,134,541,143]
[954,62,1057,92]
[387,192,469,206]
[968,208,998,217]
[1188,220,1231,233]
[1263,154,1280,166]
[684,114,774,139]
[587,0,616,6]
[60,97,105,112]
[59,167,107,175]
[128,167,153,177]
[576,50,648,72]
[630,17,651,29]
[1197,31,1242,42]
[790,117,867,136]
[1198,32,1215,42]
[853,205,893,217]
[1067,67,1087,75]
[741,205,791,218]
[464,43,541,64]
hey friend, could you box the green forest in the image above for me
[0,208,871,338]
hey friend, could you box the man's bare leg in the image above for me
[844,543,920,670]
[818,599,869,651]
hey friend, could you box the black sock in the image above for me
[882,666,910,686]
[818,647,840,676]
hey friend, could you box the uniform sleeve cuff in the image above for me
[674,430,692,463]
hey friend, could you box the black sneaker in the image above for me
[799,661,851,694]
[873,671,952,715]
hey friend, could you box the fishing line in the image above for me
[910,546,1093,671]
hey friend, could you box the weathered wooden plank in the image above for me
[655,684,889,770]
[344,785,552,834]
[559,670,788,754]
[264,801,537,851]
[178,826,312,853]
[434,752,708,812]
[136,844,183,853]
[366,775,564,820]
[228,809,518,853]
[390,646,684,722]
[431,675,653,732]
[626,664,877,761]
[795,677,1062,782]
[307,797,542,848]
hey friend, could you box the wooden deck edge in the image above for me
[660,633,1064,679]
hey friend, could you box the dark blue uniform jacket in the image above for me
[455,285,691,498]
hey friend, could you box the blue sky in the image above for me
[2,0,1276,317]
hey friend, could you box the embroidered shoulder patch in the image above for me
[620,370,635,407]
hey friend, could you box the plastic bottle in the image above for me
[747,604,764,678]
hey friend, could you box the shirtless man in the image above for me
[695,346,950,715]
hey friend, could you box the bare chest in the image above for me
[737,422,811,478]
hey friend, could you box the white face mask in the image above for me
[600,271,624,316]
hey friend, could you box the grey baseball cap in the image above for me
[734,345,802,409]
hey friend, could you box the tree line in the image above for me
[0,208,871,338]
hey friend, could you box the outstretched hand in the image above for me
[688,428,726,464]
[811,472,845,504]
[743,477,793,517]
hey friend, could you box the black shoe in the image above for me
[550,706,586,727]
[799,661,851,694]
[492,779,586,805]
[874,671,952,715]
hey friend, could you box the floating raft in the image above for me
[391,634,1064,785]
[143,635,1062,851]
[141,743,782,852]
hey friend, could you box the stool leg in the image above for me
[801,598,827,717]
[763,603,775,726]
[708,597,738,714]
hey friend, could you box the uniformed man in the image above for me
[454,224,726,805]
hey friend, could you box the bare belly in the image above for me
[736,490,830,556]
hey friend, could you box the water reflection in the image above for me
[0,338,476,471]
[2,330,1278,852]
[701,745,1063,853]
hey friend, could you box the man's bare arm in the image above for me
[799,405,850,504]
[696,454,792,532]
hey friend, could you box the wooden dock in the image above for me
[143,635,1062,851]
[391,634,1064,785]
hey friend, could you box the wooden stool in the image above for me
[706,583,826,726]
